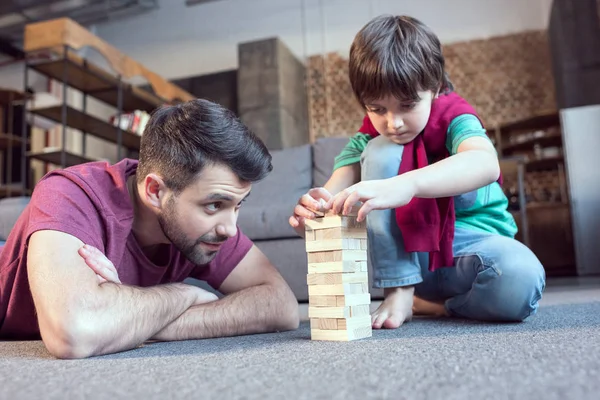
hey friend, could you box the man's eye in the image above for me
[206,203,222,212]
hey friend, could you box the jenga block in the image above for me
[309,293,371,307]
[306,271,368,285]
[308,303,371,318]
[305,215,366,230]
[305,229,315,241]
[305,238,367,253]
[307,260,365,273]
[310,318,338,330]
[306,250,367,263]
[308,306,351,318]
[308,282,368,296]
[310,315,371,331]
[310,325,372,341]
[313,227,368,240]
[337,315,371,330]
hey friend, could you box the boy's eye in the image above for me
[367,108,385,115]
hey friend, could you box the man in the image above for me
[0,99,299,358]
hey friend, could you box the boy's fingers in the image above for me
[294,204,315,219]
[309,187,333,201]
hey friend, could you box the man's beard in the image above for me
[157,199,228,265]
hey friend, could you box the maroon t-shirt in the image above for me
[0,159,253,339]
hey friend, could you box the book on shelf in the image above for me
[110,110,151,136]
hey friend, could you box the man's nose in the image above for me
[216,209,238,238]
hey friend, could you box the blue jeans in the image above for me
[361,136,546,322]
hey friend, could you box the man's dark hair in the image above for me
[349,14,454,106]
[137,99,272,193]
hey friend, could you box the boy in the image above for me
[290,15,545,329]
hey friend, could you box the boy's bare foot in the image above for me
[371,286,414,329]
[412,296,449,317]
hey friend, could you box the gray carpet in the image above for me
[1,295,599,400]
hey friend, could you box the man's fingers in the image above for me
[78,245,122,284]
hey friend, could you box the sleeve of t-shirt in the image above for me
[333,132,373,170]
[189,226,253,289]
[26,173,106,250]
[445,114,493,155]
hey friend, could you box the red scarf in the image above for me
[359,92,485,271]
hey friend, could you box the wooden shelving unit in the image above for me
[20,17,195,179]
[492,112,576,276]
[0,88,31,198]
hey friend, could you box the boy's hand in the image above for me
[328,177,417,222]
[289,187,333,237]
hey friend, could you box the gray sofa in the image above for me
[0,137,382,302]
[236,137,383,302]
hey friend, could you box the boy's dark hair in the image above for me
[349,14,454,106]
[137,99,272,193]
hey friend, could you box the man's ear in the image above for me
[143,173,168,209]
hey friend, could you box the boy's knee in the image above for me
[490,256,546,321]
[361,136,404,181]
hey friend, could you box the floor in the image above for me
[298,276,600,320]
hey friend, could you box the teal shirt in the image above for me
[333,114,518,238]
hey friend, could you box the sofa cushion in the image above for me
[237,144,312,240]
[312,137,351,188]
[0,196,30,241]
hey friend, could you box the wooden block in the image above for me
[350,304,371,317]
[305,238,364,253]
[337,315,371,330]
[307,260,363,274]
[305,229,315,241]
[306,250,367,263]
[308,304,371,319]
[309,293,371,307]
[313,227,367,240]
[310,315,372,331]
[306,271,368,285]
[310,325,372,341]
[305,215,366,231]
[310,318,338,330]
[308,306,351,318]
[308,282,368,296]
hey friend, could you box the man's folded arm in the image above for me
[27,230,199,359]
[151,244,300,341]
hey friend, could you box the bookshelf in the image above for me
[21,18,194,176]
[0,88,31,198]
[492,112,575,276]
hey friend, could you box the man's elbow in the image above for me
[40,316,99,359]
[274,285,300,331]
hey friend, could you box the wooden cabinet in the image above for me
[491,112,577,276]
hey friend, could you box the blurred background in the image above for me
[0,0,599,285]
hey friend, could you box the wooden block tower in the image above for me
[305,206,372,341]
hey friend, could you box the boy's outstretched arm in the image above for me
[330,136,500,221]
[406,136,500,198]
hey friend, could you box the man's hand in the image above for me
[78,244,218,305]
[288,187,333,237]
[328,176,417,222]
[78,244,121,284]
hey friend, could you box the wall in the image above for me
[93,0,552,80]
